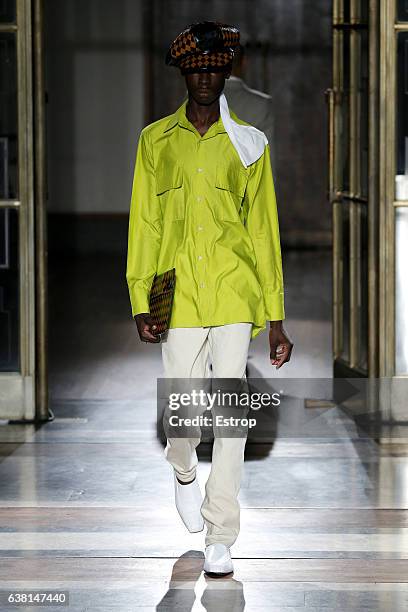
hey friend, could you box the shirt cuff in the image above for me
[128,281,152,317]
[263,288,285,321]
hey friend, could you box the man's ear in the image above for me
[225,71,231,80]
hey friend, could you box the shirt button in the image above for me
[200,282,205,288]
[197,196,202,202]
[197,167,203,173]
[198,255,203,261]
[197,225,203,231]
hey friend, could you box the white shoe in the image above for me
[174,472,204,533]
[203,543,234,575]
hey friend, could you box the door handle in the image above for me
[325,88,335,201]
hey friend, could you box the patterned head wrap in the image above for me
[165,21,240,75]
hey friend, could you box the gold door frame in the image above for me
[0,0,43,419]
[367,0,379,379]
[329,0,377,377]
[379,1,408,382]
[379,0,395,379]
[0,0,35,417]
[381,3,408,427]
[33,0,48,419]
[331,0,408,398]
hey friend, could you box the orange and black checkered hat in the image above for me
[165,21,240,75]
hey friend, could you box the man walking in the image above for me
[126,21,293,575]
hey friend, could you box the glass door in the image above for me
[328,0,372,377]
[0,0,36,418]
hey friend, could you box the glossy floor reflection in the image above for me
[1,251,408,611]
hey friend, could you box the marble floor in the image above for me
[1,250,408,611]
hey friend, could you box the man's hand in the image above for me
[134,313,160,343]
[269,320,293,369]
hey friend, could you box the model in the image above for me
[126,20,294,576]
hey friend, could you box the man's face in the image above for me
[184,71,230,105]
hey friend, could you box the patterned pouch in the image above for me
[148,268,176,340]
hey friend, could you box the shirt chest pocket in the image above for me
[214,165,249,221]
[155,164,184,220]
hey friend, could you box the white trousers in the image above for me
[161,323,253,547]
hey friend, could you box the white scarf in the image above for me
[219,93,268,168]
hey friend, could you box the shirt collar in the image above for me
[163,98,227,137]
[227,75,243,85]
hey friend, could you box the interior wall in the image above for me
[44,0,331,252]
[44,0,144,215]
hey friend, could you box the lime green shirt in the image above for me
[126,98,285,340]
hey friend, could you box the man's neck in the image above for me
[186,96,220,135]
